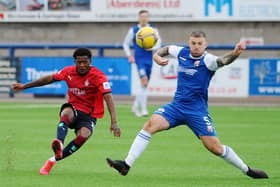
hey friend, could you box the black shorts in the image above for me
[59,103,97,134]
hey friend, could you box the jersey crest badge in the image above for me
[194,60,200,67]
[68,75,72,81]
[85,79,89,86]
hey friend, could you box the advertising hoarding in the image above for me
[0,0,279,22]
[21,57,131,95]
[249,58,280,96]
[132,58,249,97]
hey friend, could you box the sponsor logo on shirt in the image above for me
[178,66,197,76]
[69,88,86,96]
[103,82,111,89]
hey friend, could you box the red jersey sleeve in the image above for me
[53,67,69,81]
[96,71,112,94]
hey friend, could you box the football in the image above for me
[136,27,158,49]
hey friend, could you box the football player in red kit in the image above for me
[11,48,121,175]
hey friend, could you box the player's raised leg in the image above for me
[53,105,75,159]
[40,127,92,175]
[59,126,92,160]
[200,136,268,179]
[40,105,75,175]
[107,114,169,176]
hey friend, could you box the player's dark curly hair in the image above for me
[73,48,92,59]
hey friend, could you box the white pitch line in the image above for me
[228,107,280,112]
[0,104,60,109]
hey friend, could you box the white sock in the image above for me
[140,87,148,114]
[125,129,151,167]
[132,99,139,111]
[221,145,249,173]
[133,88,141,111]
[49,156,56,162]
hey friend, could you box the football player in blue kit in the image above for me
[123,9,162,117]
[107,31,268,179]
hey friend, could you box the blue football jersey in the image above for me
[123,24,161,66]
[132,24,154,63]
[169,46,219,114]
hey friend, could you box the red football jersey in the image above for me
[53,66,111,118]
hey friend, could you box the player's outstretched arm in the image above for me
[123,28,135,63]
[104,93,121,138]
[153,46,169,66]
[11,74,55,92]
[216,41,246,67]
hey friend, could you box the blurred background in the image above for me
[0,0,280,104]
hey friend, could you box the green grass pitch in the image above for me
[0,102,279,187]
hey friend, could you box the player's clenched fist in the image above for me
[11,83,25,92]
[234,41,246,55]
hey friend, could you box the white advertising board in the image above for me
[208,59,249,97]
[132,58,249,98]
[0,0,279,22]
